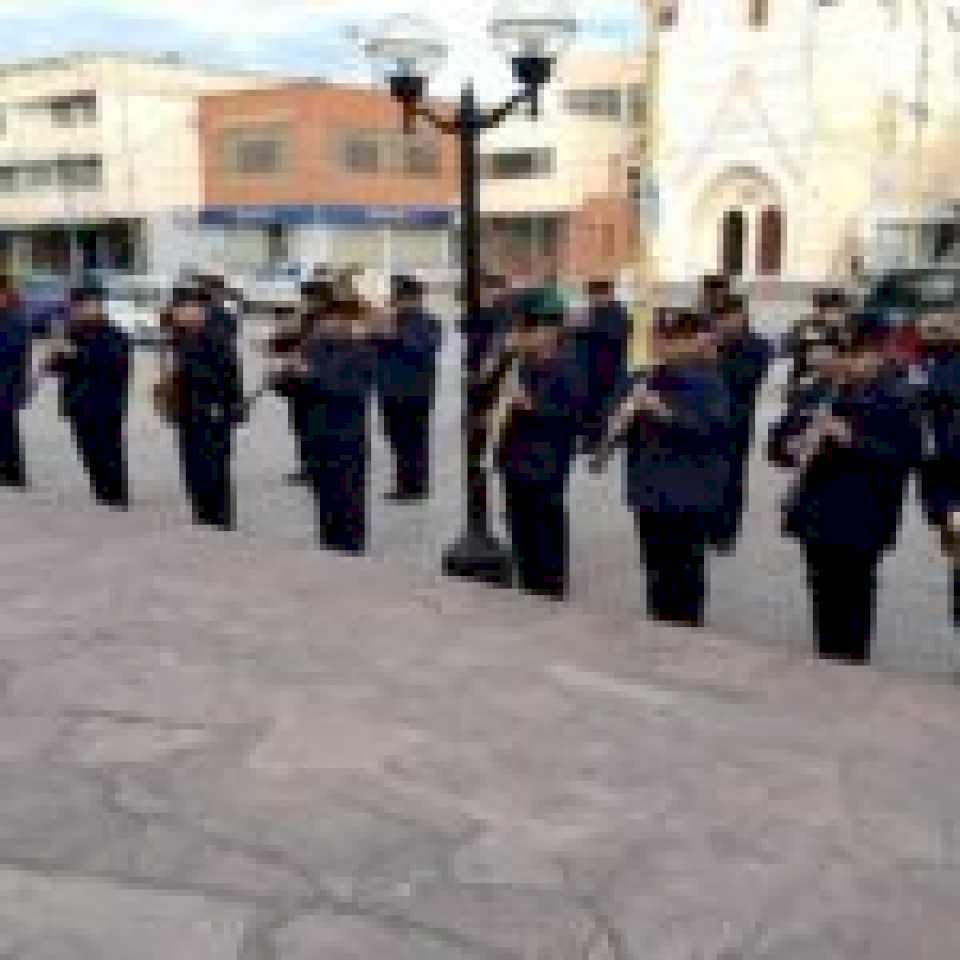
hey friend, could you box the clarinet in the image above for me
[587,370,659,473]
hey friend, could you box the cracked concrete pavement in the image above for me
[1,488,959,958]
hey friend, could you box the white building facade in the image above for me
[0,53,271,280]
[652,0,960,283]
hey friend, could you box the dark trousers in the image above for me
[0,406,25,485]
[307,432,368,554]
[639,514,709,626]
[288,390,309,469]
[381,393,432,497]
[72,412,128,507]
[804,544,879,663]
[178,417,233,529]
[714,450,749,552]
[503,470,569,599]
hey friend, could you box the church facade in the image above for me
[651,0,960,283]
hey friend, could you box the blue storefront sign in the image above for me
[199,204,456,229]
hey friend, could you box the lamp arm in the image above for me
[477,90,533,131]
[410,102,461,135]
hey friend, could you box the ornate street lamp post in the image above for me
[361,2,577,586]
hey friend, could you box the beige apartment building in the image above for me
[0,53,272,279]
[477,51,650,287]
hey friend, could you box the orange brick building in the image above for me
[198,82,460,280]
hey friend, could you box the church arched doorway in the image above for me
[693,168,785,279]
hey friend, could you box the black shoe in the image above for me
[384,488,427,503]
[284,470,310,486]
[0,474,28,489]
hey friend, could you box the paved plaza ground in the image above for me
[1,491,960,958]
[0,304,958,956]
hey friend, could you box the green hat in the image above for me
[517,286,566,328]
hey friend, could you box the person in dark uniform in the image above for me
[493,288,585,600]
[575,277,631,443]
[712,294,772,552]
[265,288,327,487]
[592,308,732,627]
[195,272,242,343]
[915,306,960,625]
[296,280,380,554]
[0,274,31,488]
[167,285,244,530]
[768,312,922,663]
[377,275,442,501]
[48,281,131,508]
[784,288,850,398]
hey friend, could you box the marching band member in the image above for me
[915,304,960,626]
[48,281,131,509]
[264,289,324,487]
[575,277,631,443]
[164,284,244,531]
[712,294,772,553]
[0,273,31,488]
[297,275,381,555]
[377,275,442,502]
[768,311,921,663]
[592,308,733,627]
[492,288,585,600]
[784,287,850,398]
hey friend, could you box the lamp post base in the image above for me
[442,529,514,587]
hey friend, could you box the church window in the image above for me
[748,0,769,28]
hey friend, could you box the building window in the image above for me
[657,1,678,29]
[22,164,52,189]
[56,154,103,190]
[224,126,288,176]
[0,166,15,193]
[564,87,622,120]
[404,138,440,176]
[343,134,381,174]
[480,148,554,180]
[748,0,769,27]
[0,107,6,137]
[48,92,97,127]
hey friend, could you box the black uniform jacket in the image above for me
[495,345,586,484]
[0,301,30,412]
[176,331,243,429]
[623,363,734,519]
[376,307,441,400]
[919,352,960,526]
[717,331,772,453]
[54,326,131,423]
[302,335,376,438]
[769,373,921,552]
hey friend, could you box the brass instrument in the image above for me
[26,335,76,403]
[152,366,185,424]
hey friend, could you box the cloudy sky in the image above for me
[0,0,644,98]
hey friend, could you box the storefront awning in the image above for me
[199,204,456,229]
